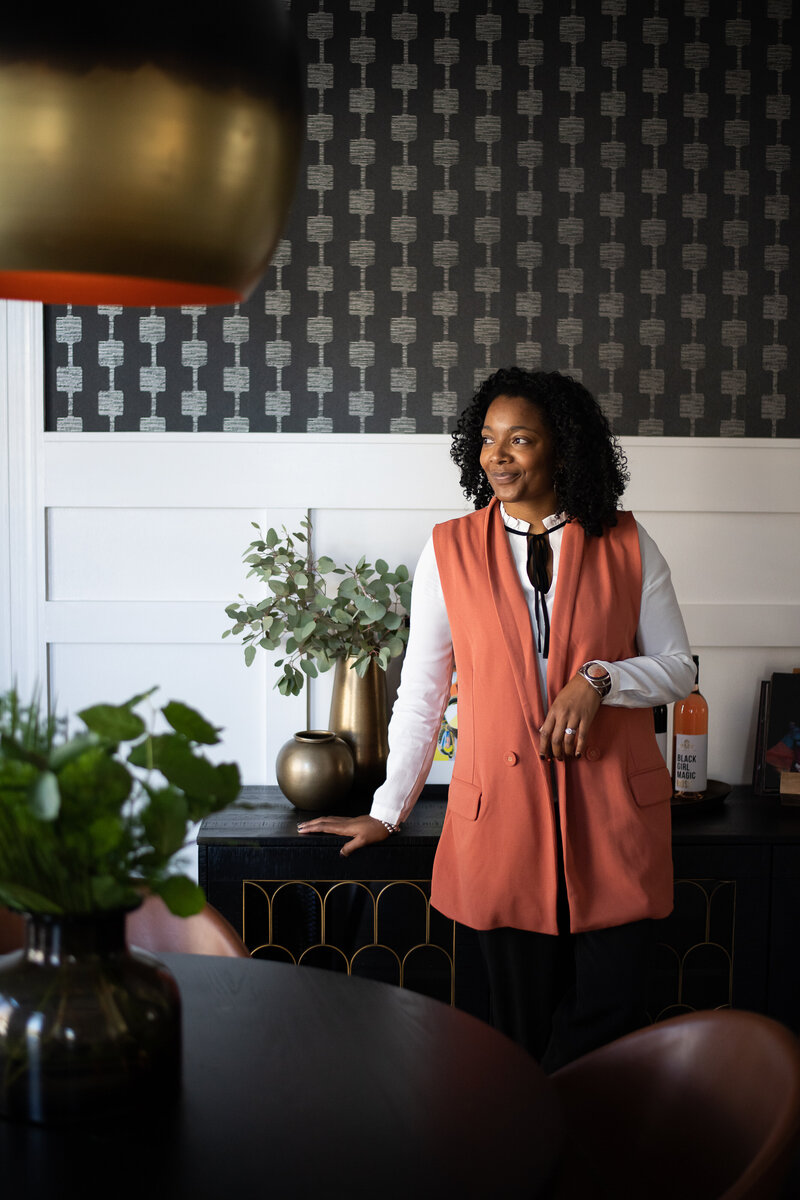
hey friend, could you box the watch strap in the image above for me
[579,661,612,698]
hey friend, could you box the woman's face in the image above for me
[479,394,557,522]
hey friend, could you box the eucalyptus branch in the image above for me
[223,516,412,695]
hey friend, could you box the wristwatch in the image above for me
[578,661,612,698]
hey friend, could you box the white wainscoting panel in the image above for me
[47,507,294,602]
[33,433,799,799]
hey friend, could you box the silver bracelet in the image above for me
[380,820,402,835]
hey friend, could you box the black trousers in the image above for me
[476,805,655,1073]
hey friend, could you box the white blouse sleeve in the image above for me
[369,535,454,827]
[597,520,696,707]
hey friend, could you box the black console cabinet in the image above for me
[198,785,800,1031]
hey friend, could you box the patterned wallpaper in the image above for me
[44,0,796,436]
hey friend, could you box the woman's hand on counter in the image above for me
[296,813,391,857]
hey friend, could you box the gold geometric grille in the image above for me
[647,878,736,1022]
[241,878,456,1006]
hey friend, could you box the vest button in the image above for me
[585,746,601,762]
[504,751,518,766]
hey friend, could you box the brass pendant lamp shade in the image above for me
[0,9,304,306]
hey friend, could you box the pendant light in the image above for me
[0,8,304,306]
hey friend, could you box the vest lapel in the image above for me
[485,499,547,736]
[547,519,585,701]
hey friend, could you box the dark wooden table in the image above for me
[0,953,566,1200]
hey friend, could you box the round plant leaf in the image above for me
[162,701,221,745]
[29,770,60,820]
[78,703,146,743]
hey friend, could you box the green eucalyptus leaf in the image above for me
[354,656,372,678]
[244,645,257,667]
[375,558,389,574]
[387,635,406,658]
[162,701,221,746]
[337,577,358,598]
[266,528,279,548]
[316,556,336,573]
[300,659,318,678]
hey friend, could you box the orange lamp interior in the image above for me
[0,271,242,307]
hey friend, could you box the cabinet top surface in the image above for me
[198,784,800,847]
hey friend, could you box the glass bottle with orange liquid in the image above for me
[672,654,708,799]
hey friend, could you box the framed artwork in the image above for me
[754,671,800,797]
[425,670,458,786]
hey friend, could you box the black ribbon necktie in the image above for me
[504,520,567,659]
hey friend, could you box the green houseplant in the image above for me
[0,686,241,918]
[0,685,242,1125]
[222,517,413,695]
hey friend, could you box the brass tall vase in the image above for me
[328,656,389,812]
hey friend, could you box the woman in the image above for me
[299,367,694,1071]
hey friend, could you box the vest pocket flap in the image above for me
[629,765,672,808]
[447,778,482,821]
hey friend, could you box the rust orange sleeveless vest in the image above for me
[431,499,673,934]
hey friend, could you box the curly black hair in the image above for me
[450,367,630,537]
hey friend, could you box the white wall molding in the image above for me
[1,301,46,697]
[42,434,800,514]
[2,305,798,790]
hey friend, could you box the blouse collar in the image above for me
[499,503,568,534]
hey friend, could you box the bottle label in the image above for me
[673,734,708,792]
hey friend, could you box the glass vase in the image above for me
[0,909,181,1124]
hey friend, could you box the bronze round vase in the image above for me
[328,656,389,811]
[0,909,181,1125]
[276,730,355,811]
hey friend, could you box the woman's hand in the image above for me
[539,673,603,761]
[296,813,390,858]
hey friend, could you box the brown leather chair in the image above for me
[126,893,250,958]
[0,907,25,954]
[550,1008,800,1200]
[0,897,249,959]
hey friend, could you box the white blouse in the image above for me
[370,505,695,828]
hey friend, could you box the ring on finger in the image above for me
[565,727,577,736]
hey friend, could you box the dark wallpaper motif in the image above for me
[44,0,796,436]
